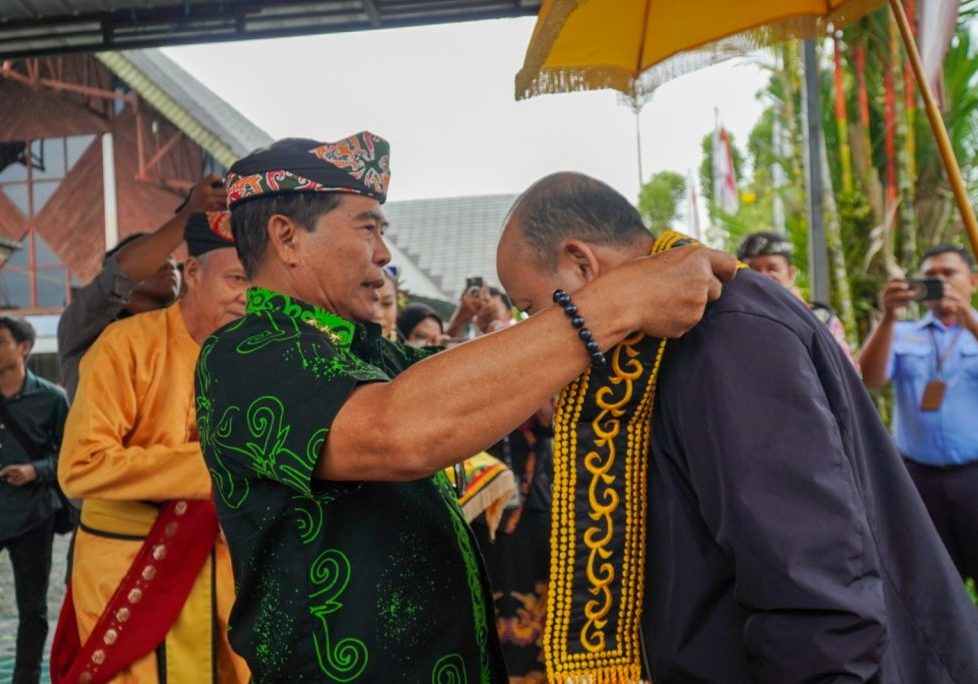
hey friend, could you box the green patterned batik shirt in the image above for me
[195,287,507,683]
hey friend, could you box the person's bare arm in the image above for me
[114,174,226,282]
[859,280,914,390]
[322,246,738,481]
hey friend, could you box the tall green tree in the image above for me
[637,171,686,231]
[702,7,978,344]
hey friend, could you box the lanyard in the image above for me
[929,327,963,378]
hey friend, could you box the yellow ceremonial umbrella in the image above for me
[516,0,978,260]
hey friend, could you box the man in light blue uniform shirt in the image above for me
[861,243,978,581]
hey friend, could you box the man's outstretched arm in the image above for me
[322,246,738,481]
[114,174,226,282]
[859,280,914,389]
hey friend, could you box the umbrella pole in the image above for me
[636,110,644,186]
[888,0,978,258]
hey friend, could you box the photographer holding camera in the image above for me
[860,243,978,582]
[446,277,515,338]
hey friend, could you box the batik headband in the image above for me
[736,232,794,261]
[226,131,391,208]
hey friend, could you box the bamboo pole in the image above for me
[904,0,918,186]
[891,12,917,265]
[888,0,978,259]
[819,122,860,347]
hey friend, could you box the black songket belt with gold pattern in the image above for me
[545,230,716,683]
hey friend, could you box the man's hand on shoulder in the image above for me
[592,245,738,339]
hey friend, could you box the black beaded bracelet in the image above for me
[553,289,606,367]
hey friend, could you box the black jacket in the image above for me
[645,270,978,683]
[0,370,69,541]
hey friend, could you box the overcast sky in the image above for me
[164,16,770,206]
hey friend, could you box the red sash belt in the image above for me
[51,499,219,684]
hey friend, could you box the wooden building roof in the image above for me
[0,50,272,297]
[97,50,272,167]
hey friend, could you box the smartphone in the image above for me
[906,277,944,301]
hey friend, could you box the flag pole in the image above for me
[889,0,978,259]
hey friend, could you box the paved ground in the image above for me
[0,534,69,684]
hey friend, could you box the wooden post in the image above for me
[888,0,978,259]
[102,133,118,250]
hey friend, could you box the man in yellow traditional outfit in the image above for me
[52,211,249,684]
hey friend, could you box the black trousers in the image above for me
[0,516,55,684]
[904,458,978,582]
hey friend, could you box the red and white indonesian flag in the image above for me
[713,116,739,215]
[919,0,960,110]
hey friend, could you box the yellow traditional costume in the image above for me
[56,300,248,683]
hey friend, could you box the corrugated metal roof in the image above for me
[385,238,446,302]
[383,193,518,301]
[0,1,541,58]
[97,49,272,167]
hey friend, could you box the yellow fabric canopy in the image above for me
[516,0,884,100]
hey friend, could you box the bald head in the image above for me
[497,172,655,317]
[503,172,651,271]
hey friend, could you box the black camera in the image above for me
[906,278,944,302]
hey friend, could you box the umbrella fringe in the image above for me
[517,42,756,102]
[518,65,644,101]
[515,0,586,99]
[515,0,886,101]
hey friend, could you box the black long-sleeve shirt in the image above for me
[0,370,68,540]
[644,270,978,682]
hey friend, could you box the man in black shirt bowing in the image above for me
[496,171,978,683]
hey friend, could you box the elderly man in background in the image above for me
[52,212,249,684]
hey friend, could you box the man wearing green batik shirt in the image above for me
[196,133,737,682]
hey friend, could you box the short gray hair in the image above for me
[511,172,651,271]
